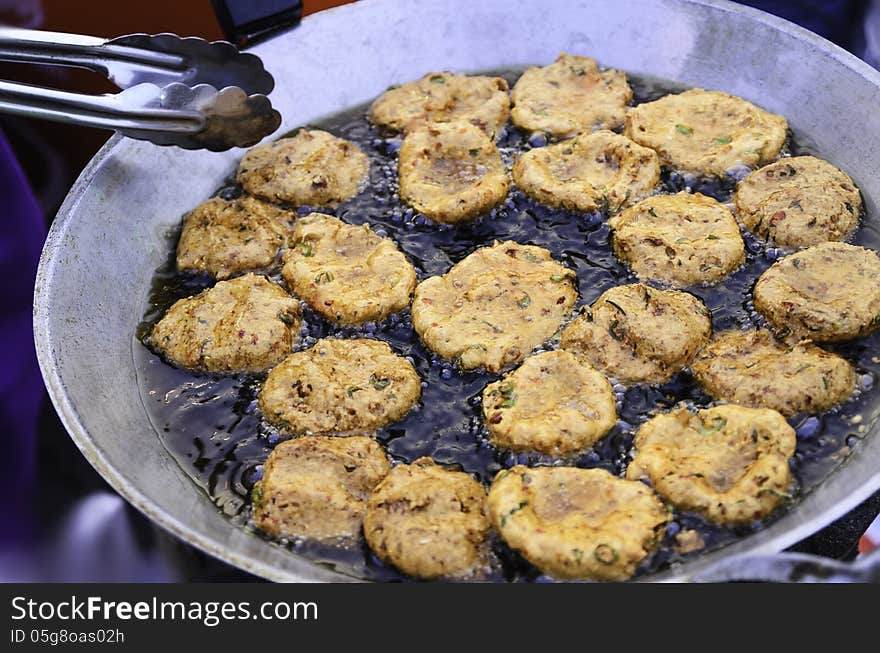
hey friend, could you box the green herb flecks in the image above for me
[278,311,298,326]
[706,234,720,240]
[675,124,694,136]
[370,373,391,391]
[251,481,263,508]
[714,136,732,144]
[594,544,618,565]
[500,501,529,527]
[698,415,727,436]
[299,241,314,257]
[347,386,362,398]
[647,207,658,218]
[314,271,334,284]
[429,74,446,84]
[498,382,516,409]
[517,293,532,309]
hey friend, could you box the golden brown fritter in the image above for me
[151,274,301,373]
[560,283,711,384]
[411,241,578,373]
[691,329,854,416]
[281,213,416,324]
[237,129,369,206]
[398,121,510,224]
[363,457,490,579]
[608,192,745,287]
[753,242,880,342]
[369,72,510,138]
[512,130,660,213]
[511,54,632,137]
[253,436,390,541]
[259,338,421,435]
[482,350,617,456]
[624,88,788,176]
[734,156,862,248]
[488,466,669,580]
[627,405,796,525]
[176,195,297,280]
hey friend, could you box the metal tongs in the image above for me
[0,27,282,151]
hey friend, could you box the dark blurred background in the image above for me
[1,0,879,582]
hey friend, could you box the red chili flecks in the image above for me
[237,329,245,338]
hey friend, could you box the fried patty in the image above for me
[691,329,854,416]
[176,195,297,280]
[624,88,788,176]
[560,283,711,384]
[510,54,632,138]
[398,121,510,224]
[363,457,490,579]
[608,192,745,286]
[412,241,578,372]
[281,213,416,324]
[151,274,301,373]
[488,466,669,580]
[482,350,617,456]
[237,129,369,206]
[627,405,796,525]
[253,435,390,541]
[259,338,421,435]
[512,130,660,213]
[753,242,880,342]
[369,72,510,138]
[734,156,862,248]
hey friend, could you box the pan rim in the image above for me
[33,0,880,583]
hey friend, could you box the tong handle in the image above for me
[0,28,186,85]
[0,79,202,134]
[0,27,273,95]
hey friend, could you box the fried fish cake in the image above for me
[363,457,490,579]
[151,274,301,373]
[627,405,796,525]
[560,283,711,384]
[753,242,880,342]
[176,195,298,280]
[281,213,416,324]
[691,329,854,416]
[734,156,862,248]
[412,241,577,373]
[253,436,390,541]
[237,129,369,206]
[259,338,421,435]
[398,121,509,224]
[624,88,788,176]
[488,466,668,581]
[369,72,510,138]
[482,350,617,456]
[510,54,632,138]
[608,192,745,287]
[512,130,660,213]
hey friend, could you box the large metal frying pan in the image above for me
[34,0,880,581]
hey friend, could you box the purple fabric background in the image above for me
[0,129,46,547]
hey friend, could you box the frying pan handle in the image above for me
[692,546,880,583]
